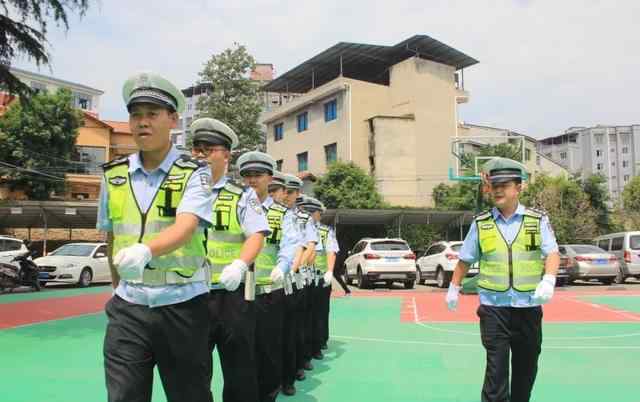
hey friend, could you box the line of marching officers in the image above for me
[98,71,339,402]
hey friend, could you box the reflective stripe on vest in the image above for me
[477,213,544,292]
[208,184,244,283]
[315,224,330,272]
[255,202,287,285]
[105,161,207,285]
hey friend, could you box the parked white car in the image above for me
[416,241,478,288]
[35,243,109,287]
[344,238,417,289]
[0,236,29,265]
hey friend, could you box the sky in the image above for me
[10,0,640,139]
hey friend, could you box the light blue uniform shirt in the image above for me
[96,146,213,308]
[295,208,318,246]
[262,197,299,274]
[209,176,270,290]
[459,203,559,307]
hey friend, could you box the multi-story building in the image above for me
[538,125,640,203]
[458,123,568,180]
[261,34,478,207]
[9,67,103,115]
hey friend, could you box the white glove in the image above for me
[533,274,556,304]
[446,283,462,311]
[113,244,152,281]
[270,266,285,284]
[219,259,248,291]
[323,271,333,287]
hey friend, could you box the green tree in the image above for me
[1,0,89,97]
[314,161,384,209]
[579,174,611,233]
[196,43,263,153]
[611,176,640,231]
[0,88,82,199]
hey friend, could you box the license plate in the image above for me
[594,259,607,265]
[379,274,405,279]
[38,272,49,279]
[385,257,401,261]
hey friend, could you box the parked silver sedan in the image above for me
[559,244,619,285]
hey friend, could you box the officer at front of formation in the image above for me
[98,72,214,402]
[189,118,270,402]
[445,157,560,402]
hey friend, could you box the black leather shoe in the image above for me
[312,352,324,360]
[282,385,296,396]
[303,361,314,370]
[321,343,328,350]
[296,369,306,381]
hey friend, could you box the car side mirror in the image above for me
[95,252,106,258]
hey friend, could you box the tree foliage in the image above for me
[314,161,384,209]
[611,176,640,231]
[0,0,89,98]
[578,174,611,232]
[196,43,263,153]
[0,88,82,199]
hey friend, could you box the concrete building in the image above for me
[538,125,640,203]
[458,123,569,180]
[261,35,478,207]
[9,67,103,116]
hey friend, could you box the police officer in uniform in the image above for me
[98,72,214,402]
[299,197,338,358]
[446,157,560,402]
[236,152,300,402]
[190,118,270,402]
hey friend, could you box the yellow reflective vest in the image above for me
[104,156,207,285]
[254,201,287,285]
[315,224,331,272]
[207,180,245,284]
[476,208,544,292]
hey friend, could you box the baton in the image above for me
[244,263,255,301]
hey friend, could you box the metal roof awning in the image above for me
[0,201,99,229]
[262,34,479,94]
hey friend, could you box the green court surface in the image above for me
[1,293,640,402]
[0,285,109,304]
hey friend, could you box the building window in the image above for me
[72,146,106,175]
[297,152,308,172]
[622,147,629,154]
[297,112,308,132]
[624,175,630,182]
[623,160,629,168]
[612,161,616,167]
[560,152,567,160]
[536,155,541,166]
[595,134,604,144]
[622,135,630,145]
[325,143,337,165]
[611,148,615,153]
[73,93,92,110]
[525,148,531,161]
[324,99,337,122]
[596,163,603,171]
[276,159,283,171]
[596,150,602,157]
[274,123,283,141]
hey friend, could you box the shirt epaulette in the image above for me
[296,210,310,220]
[224,180,245,195]
[474,209,492,221]
[270,202,288,213]
[174,155,206,170]
[101,156,129,171]
[524,207,545,219]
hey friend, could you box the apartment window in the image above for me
[596,150,603,157]
[623,160,629,168]
[612,161,616,167]
[274,123,283,141]
[297,112,308,132]
[596,163,603,171]
[324,99,337,122]
[622,147,629,154]
[297,152,308,172]
[624,175,630,182]
[622,135,631,145]
[536,155,541,166]
[525,148,531,161]
[324,143,337,165]
[276,159,283,171]
[612,176,617,181]
[594,134,604,144]
[560,151,567,160]
[611,148,615,153]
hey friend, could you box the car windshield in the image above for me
[370,241,409,251]
[49,244,95,257]
[570,245,606,254]
[630,236,640,250]
[450,244,462,252]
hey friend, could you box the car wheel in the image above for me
[78,268,93,288]
[601,277,614,285]
[357,268,368,290]
[614,268,626,284]
[416,267,423,285]
[436,267,449,288]
[385,280,394,288]
[344,265,353,285]
[404,280,415,289]
[39,281,47,288]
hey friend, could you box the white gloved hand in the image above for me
[323,271,333,287]
[446,283,462,311]
[270,266,285,284]
[532,274,556,304]
[113,243,152,281]
[219,259,248,291]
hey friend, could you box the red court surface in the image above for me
[0,292,111,329]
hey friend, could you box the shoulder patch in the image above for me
[271,203,288,212]
[108,176,127,186]
[224,181,245,195]
[174,156,201,170]
[524,207,544,219]
[474,209,492,221]
[101,156,129,171]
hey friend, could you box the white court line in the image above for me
[558,295,640,322]
[331,334,640,350]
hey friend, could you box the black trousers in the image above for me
[477,304,543,402]
[255,288,284,401]
[303,282,314,363]
[334,272,350,294]
[208,287,258,402]
[281,289,298,387]
[294,284,308,370]
[103,294,211,402]
[312,280,331,354]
